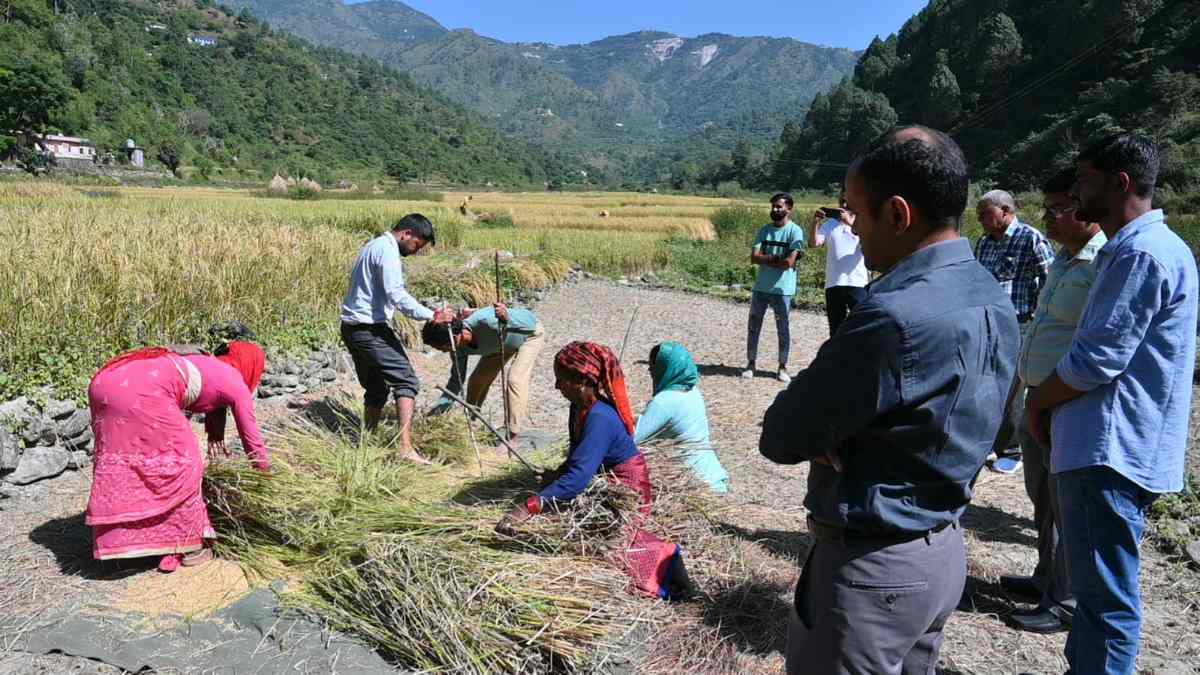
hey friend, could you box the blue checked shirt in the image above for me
[975,220,1055,321]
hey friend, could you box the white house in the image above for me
[188,34,218,47]
[37,134,96,161]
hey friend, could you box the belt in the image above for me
[806,516,956,547]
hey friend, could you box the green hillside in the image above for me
[224,1,858,159]
[774,0,1200,192]
[0,0,561,185]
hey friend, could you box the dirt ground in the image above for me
[3,278,1199,674]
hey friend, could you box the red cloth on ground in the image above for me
[216,341,265,393]
[554,341,635,434]
[606,454,680,599]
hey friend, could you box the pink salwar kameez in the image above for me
[85,352,268,561]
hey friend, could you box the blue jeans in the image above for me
[747,291,791,369]
[1056,466,1158,675]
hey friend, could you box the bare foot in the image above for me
[181,548,213,567]
[399,449,434,466]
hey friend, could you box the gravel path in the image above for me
[3,277,1197,674]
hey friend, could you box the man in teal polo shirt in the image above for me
[743,192,805,383]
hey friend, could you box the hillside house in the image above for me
[188,34,218,47]
[37,134,96,161]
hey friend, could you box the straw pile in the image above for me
[202,417,723,673]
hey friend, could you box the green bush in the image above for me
[710,204,766,240]
[476,213,515,229]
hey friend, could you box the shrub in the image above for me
[710,204,765,240]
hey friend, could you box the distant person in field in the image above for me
[1001,167,1105,634]
[86,340,269,573]
[423,302,546,451]
[807,193,868,336]
[1025,134,1197,674]
[761,125,1019,674]
[634,341,729,493]
[339,213,452,464]
[975,189,1055,474]
[743,192,805,383]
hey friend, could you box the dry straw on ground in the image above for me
[201,406,761,673]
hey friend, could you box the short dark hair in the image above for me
[393,213,436,246]
[1077,133,1159,198]
[770,192,794,208]
[421,318,463,350]
[852,130,969,231]
[1043,167,1077,195]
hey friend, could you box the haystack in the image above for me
[298,177,322,192]
[267,174,288,195]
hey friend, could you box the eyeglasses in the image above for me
[1043,205,1076,218]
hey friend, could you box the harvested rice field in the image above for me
[3,276,1199,674]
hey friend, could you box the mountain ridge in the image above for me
[225,0,859,158]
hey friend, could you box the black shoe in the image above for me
[1009,606,1067,634]
[999,575,1042,599]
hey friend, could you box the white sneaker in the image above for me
[777,370,791,384]
[740,368,754,379]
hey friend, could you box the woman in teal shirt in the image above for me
[634,342,730,493]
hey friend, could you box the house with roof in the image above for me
[37,134,97,162]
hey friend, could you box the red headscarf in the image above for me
[554,341,635,435]
[217,341,266,393]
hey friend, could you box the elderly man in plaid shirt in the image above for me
[976,189,1054,472]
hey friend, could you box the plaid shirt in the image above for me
[975,220,1055,321]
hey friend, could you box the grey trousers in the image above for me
[786,523,965,675]
[1012,388,1074,611]
[747,291,792,369]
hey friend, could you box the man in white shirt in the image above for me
[807,198,869,336]
[339,213,451,463]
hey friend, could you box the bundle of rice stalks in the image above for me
[298,539,631,673]
[203,419,663,672]
[411,411,489,466]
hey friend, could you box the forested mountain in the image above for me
[0,0,563,185]
[224,0,859,158]
[774,0,1200,192]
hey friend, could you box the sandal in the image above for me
[181,548,214,567]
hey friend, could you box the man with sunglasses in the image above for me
[1000,168,1105,633]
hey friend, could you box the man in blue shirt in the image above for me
[761,125,1019,673]
[1026,134,1197,675]
[743,192,805,383]
[339,214,452,464]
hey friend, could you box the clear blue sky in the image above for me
[346,0,929,50]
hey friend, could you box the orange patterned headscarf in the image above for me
[217,341,266,393]
[554,341,635,435]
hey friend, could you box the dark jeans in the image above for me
[747,291,792,369]
[1056,466,1157,675]
[340,322,419,408]
[824,285,867,336]
[786,522,964,674]
[1013,392,1072,610]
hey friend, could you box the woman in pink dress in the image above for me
[85,341,270,572]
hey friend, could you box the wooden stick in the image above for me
[494,251,513,447]
[617,303,641,364]
[445,307,484,476]
[433,384,540,473]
